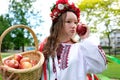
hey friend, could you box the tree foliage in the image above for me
[8,0,36,51]
[0,14,13,51]
[77,0,120,55]
[1,0,43,52]
[77,0,120,29]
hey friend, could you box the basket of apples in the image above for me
[0,25,44,80]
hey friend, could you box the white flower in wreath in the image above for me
[58,4,65,10]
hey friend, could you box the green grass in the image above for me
[101,55,120,79]
[102,62,120,79]
[97,74,111,80]
[0,75,2,80]
[1,53,13,58]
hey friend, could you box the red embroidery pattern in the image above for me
[98,45,107,65]
[56,44,64,63]
[60,45,71,70]
[53,44,64,73]
[52,44,71,73]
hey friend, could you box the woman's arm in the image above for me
[80,37,107,74]
[77,24,107,73]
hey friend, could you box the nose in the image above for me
[71,22,77,28]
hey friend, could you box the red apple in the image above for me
[14,54,23,62]
[76,24,87,36]
[30,60,37,66]
[19,62,32,69]
[4,59,19,69]
[4,59,10,65]
[20,57,30,64]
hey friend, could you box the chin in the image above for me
[69,34,75,38]
[72,33,76,36]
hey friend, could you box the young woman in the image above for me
[39,0,107,80]
[0,0,106,80]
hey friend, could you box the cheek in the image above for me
[64,23,69,28]
[64,28,68,33]
[64,25,69,31]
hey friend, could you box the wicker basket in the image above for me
[0,25,44,80]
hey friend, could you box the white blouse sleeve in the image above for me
[79,37,107,74]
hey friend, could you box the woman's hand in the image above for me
[0,66,19,80]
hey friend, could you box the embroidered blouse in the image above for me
[40,37,107,80]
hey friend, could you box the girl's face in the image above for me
[63,11,78,38]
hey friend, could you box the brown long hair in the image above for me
[42,11,77,58]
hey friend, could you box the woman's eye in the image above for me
[65,21,71,23]
[75,22,78,25]
[65,21,78,25]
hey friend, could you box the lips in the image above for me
[70,30,75,33]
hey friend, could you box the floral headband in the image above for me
[50,0,80,22]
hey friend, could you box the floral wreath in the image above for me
[50,0,80,22]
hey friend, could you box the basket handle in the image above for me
[0,24,39,65]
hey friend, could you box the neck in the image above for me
[62,39,71,43]
[59,35,72,43]
[60,38,71,43]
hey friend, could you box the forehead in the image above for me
[65,11,78,21]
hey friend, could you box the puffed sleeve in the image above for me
[79,36,107,74]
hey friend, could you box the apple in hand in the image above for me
[14,54,23,62]
[76,24,87,36]
[19,62,32,69]
[4,59,19,69]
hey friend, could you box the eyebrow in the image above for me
[65,18,78,21]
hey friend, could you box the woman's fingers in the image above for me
[0,66,8,80]
[13,75,19,80]
[3,67,7,76]
[7,72,19,80]
[0,66,7,76]
[0,66,19,80]
[7,72,15,80]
